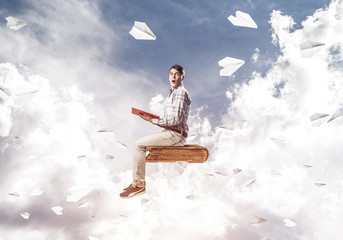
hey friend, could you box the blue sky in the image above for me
[0,0,332,125]
[1,0,342,240]
[97,0,332,122]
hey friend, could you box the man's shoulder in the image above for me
[175,85,189,95]
[174,85,191,103]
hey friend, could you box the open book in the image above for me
[132,107,160,119]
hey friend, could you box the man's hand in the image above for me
[139,113,154,123]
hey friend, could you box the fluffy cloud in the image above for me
[1,0,343,240]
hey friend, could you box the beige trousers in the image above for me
[132,129,186,187]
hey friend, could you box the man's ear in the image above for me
[181,75,185,81]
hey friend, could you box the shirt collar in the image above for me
[170,83,183,93]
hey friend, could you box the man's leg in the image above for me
[132,129,185,187]
[120,130,185,198]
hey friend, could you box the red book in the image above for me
[132,107,160,119]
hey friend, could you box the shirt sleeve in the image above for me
[152,89,189,127]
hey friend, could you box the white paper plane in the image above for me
[78,199,91,208]
[300,40,325,58]
[30,188,44,197]
[5,16,26,30]
[97,128,113,133]
[129,21,156,40]
[327,106,342,122]
[233,168,242,174]
[51,206,63,215]
[66,185,93,202]
[315,182,327,187]
[228,11,257,29]
[0,87,11,100]
[250,215,268,228]
[218,57,245,76]
[270,137,286,147]
[105,154,114,160]
[303,164,312,168]
[15,90,39,99]
[284,219,297,227]
[309,113,329,127]
[310,113,329,121]
[116,141,127,149]
[187,133,197,141]
[8,192,20,197]
[20,212,30,220]
[247,179,256,188]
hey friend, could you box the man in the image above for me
[120,64,191,198]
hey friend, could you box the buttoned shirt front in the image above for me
[152,84,191,135]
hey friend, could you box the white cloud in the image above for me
[251,48,260,63]
[1,0,343,240]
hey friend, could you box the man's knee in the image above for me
[133,139,146,152]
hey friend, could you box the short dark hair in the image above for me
[170,64,185,76]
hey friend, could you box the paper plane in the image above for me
[116,141,127,149]
[302,164,312,168]
[218,56,245,76]
[309,113,329,126]
[78,199,91,208]
[141,198,150,204]
[315,182,327,187]
[247,179,256,188]
[284,219,297,227]
[66,185,93,202]
[39,120,52,134]
[129,21,156,40]
[233,168,242,174]
[214,171,227,176]
[186,194,196,200]
[51,206,63,215]
[97,128,113,133]
[5,16,26,30]
[0,87,11,100]
[309,113,329,121]
[187,133,197,141]
[217,125,234,131]
[300,40,325,58]
[327,106,342,122]
[8,192,20,197]
[228,11,257,29]
[250,215,268,228]
[105,154,114,160]
[30,188,44,197]
[20,212,30,220]
[15,90,39,99]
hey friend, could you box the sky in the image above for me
[0,0,342,239]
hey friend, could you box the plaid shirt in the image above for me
[152,84,191,135]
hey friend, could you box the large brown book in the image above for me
[146,145,209,163]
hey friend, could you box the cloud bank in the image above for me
[1,0,343,240]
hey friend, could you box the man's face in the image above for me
[169,68,183,88]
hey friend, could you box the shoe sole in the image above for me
[120,189,146,199]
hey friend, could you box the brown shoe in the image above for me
[120,184,145,198]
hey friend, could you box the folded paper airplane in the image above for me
[129,21,156,40]
[218,56,245,76]
[300,40,325,58]
[5,16,26,30]
[132,107,160,119]
[228,11,257,29]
